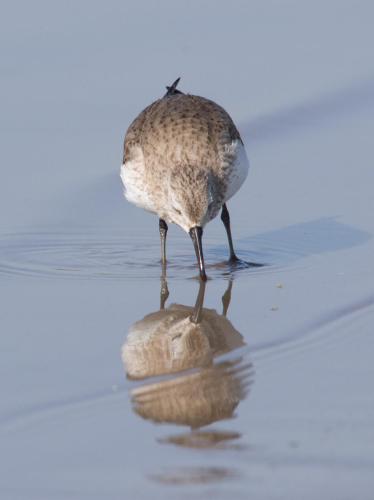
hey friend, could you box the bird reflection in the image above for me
[121,277,254,441]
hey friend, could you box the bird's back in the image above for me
[123,94,242,174]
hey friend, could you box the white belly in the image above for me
[120,148,157,213]
[120,140,249,216]
[224,140,250,201]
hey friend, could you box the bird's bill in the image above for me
[189,226,207,281]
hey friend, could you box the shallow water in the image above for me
[1,213,374,499]
[2,2,374,499]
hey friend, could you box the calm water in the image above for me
[1,2,374,499]
[1,210,374,499]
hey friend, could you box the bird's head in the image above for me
[167,168,222,233]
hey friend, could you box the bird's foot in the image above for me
[228,256,265,269]
[228,254,239,264]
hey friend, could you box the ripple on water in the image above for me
[0,229,311,281]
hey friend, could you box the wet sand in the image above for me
[1,1,374,499]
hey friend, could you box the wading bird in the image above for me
[121,78,249,280]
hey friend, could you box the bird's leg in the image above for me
[159,218,168,265]
[221,203,239,262]
[221,278,233,317]
[190,280,206,324]
[189,226,207,281]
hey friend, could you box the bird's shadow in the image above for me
[207,258,264,274]
[209,216,371,273]
[243,76,374,144]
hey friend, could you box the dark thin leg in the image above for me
[221,203,238,262]
[190,280,206,324]
[189,226,207,281]
[221,279,233,317]
[159,218,168,264]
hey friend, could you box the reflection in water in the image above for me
[158,430,242,449]
[131,358,250,429]
[122,279,253,434]
[149,466,238,485]
[123,279,245,379]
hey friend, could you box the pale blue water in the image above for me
[1,2,374,499]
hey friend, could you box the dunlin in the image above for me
[121,78,249,280]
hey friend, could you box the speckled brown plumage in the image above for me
[123,94,242,166]
[121,92,247,232]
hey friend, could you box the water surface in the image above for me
[1,2,374,499]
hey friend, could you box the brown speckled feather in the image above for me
[124,94,242,168]
[121,92,248,233]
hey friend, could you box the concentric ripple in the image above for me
[0,228,311,281]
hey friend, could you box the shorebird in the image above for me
[121,78,249,280]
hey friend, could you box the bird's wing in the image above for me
[122,101,159,164]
